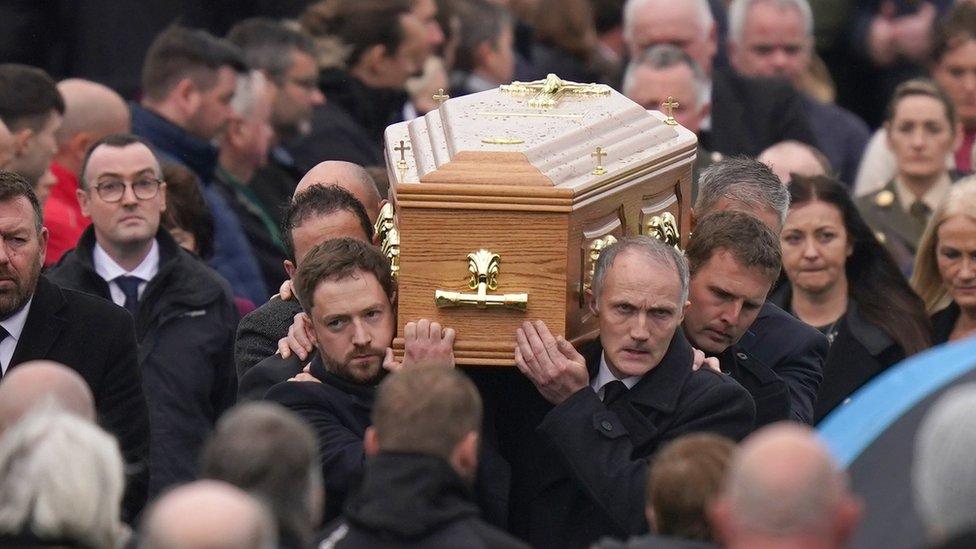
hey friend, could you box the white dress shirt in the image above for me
[0,297,34,374]
[93,240,160,307]
[589,352,642,401]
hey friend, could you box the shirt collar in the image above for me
[93,239,160,283]
[0,297,33,343]
[590,351,642,392]
[894,173,952,212]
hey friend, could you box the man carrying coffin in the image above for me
[505,235,755,548]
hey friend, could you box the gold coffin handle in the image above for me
[434,290,528,310]
[434,249,528,311]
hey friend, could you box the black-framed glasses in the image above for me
[93,177,162,203]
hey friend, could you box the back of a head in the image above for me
[721,423,855,542]
[695,157,790,228]
[300,0,414,70]
[0,406,127,548]
[141,26,246,103]
[649,433,736,541]
[55,79,130,146]
[914,383,976,542]
[139,480,276,549]
[758,140,832,184]
[0,360,95,435]
[295,160,382,219]
[372,367,482,460]
[0,64,64,131]
[201,403,322,545]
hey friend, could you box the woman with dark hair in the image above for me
[770,175,932,421]
[913,177,976,344]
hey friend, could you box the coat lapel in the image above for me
[9,276,67,369]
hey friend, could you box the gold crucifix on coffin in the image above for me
[500,73,612,109]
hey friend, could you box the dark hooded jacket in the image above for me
[318,453,528,549]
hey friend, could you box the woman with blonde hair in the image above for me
[913,177,976,344]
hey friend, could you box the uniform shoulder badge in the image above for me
[875,190,895,208]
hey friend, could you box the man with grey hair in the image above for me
[694,157,827,425]
[201,402,324,549]
[0,407,130,548]
[138,480,277,549]
[914,383,976,545]
[226,18,326,228]
[623,0,815,157]
[216,70,289,293]
[508,235,754,547]
[709,423,862,549]
[623,45,715,200]
[727,0,870,184]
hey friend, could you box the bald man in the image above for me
[758,140,832,185]
[44,79,130,266]
[0,360,96,436]
[235,164,381,377]
[138,480,277,549]
[709,424,862,549]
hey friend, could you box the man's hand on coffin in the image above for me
[691,348,722,374]
[514,320,589,405]
[277,312,316,361]
[400,319,456,369]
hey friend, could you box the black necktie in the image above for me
[909,200,931,226]
[115,276,143,318]
[602,380,628,405]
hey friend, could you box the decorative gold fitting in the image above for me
[500,73,611,110]
[374,202,400,279]
[482,136,525,145]
[434,249,528,310]
[645,211,680,249]
[580,235,617,306]
[591,146,607,176]
[662,96,679,126]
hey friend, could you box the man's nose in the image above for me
[351,319,372,346]
[720,301,743,326]
[628,314,650,341]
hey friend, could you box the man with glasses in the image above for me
[48,134,238,497]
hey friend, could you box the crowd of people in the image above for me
[0,0,976,548]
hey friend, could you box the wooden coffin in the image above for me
[381,75,697,366]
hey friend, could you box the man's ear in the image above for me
[173,78,201,118]
[37,227,48,264]
[284,259,296,279]
[364,426,380,457]
[76,187,92,218]
[69,132,96,164]
[12,127,33,157]
[224,116,247,148]
[883,122,893,150]
[698,101,712,125]
[450,431,480,481]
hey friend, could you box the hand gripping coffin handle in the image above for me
[434,250,528,310]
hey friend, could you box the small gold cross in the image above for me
[433,88,449,106]
[394,140,411,169]
[662,96,680,126]
[591,146,607,176]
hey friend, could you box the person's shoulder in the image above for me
[855,181,897,213]
[463,517,533,549]
[239,353,304,401]
[756,302,823,342]
[56,283,127,320]
[264,373,339,407]
[240,296,303,328]
[594,534,718,549]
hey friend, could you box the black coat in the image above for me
[238,352,305,402]
[4,275,149,522]
[735,302,827,425]
[932,302,962,345]
[705,67,818,157]
[264,356,374,524]
[767,287,905,422]
[48,228,238,496]
[499,331,755,549]
[318,453,529,549]
[285,68,406,172]
[235,295,304,377]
